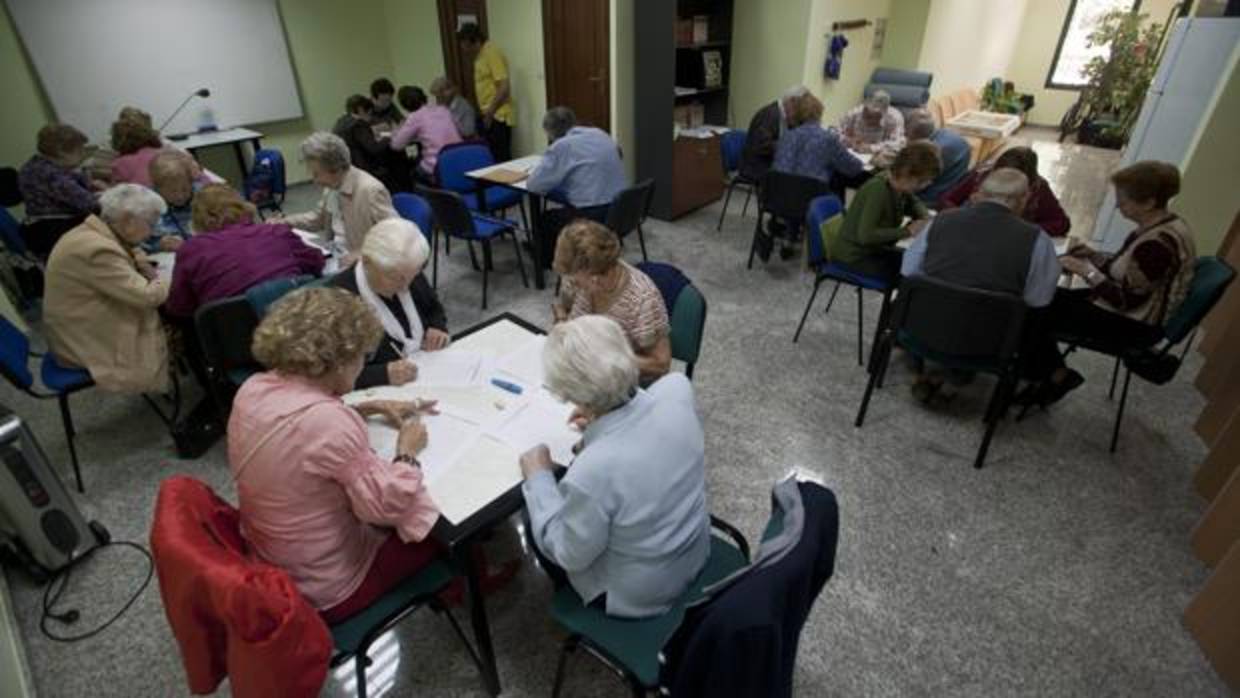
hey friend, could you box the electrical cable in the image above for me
[38,541,154,643]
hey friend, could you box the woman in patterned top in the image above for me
[17,124,101,256]
[1021,160,1196,407]
[552,220,671,383]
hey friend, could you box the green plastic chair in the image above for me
[670,284,708,379]
[548,517,749,697]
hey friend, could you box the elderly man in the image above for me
[738,84,807,184]
[900,168,1061,403]
[144,150,200,252]
[282,132,398,263]
[526,106,627,268]
[839,90,905,155]
[430,76,478,139]
[904,109,971,206]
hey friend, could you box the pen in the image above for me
[491,378,524,395]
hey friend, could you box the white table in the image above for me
[945,110,1022,140]
[465,155,550,288]
[167,127,264,178]
[464,155,543,193]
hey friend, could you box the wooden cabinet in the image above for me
[670,135,724,219]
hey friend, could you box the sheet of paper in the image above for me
[343,383,519,428]
[450,319,541,358]
[494,335,546,387]
[360,411,480,483]
[149,251,176,283]
[488,396,579,466]
[292,228,330,252]
[427,435,523,524]
[408,350,488,387]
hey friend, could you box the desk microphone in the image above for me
[158,88,211,136]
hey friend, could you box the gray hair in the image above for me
[98,183,166,226]
[300,131,351,173]
[361,218,429,271]
[542,106,577,141]
[781,84,808,102]
[905,109,936,140]
[866,90,892,110]
[978,168,1030,209]
[543,315,639,415]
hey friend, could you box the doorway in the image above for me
[436,0,490,110]
[542,0,611,131]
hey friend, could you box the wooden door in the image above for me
[437,0,489,109]
[542,0,610,131]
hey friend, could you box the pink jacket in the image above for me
[226,372,440,609]
[390,105,463,174]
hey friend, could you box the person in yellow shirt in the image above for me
[457,22,515,161]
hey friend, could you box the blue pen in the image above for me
[491,378,524,395]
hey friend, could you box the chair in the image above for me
[151,476,482,698]
[244,274,314,318]
[864,67,933,118]
[606,179,655,262]
[793,195,895,368]
[417,185,528,310]
[715,129,756,231]
[855,276,1028,469]
[547,516,750,698]
[1055,256,1236,453]
[244,148,287,216]
[747,170,831,269]
[194,295,261,416]
[392,192,434,240]
[637,262,708,379]
[0,317,95,492]
[435,143,528,229]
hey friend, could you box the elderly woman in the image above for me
[838,90,906,155]
[43,184,170,393]
[229,287,441,621]
[552,220,670,382]
[939,146,1071,237]
[163,185,325,318]
[144,150,201,252]
[17,124,101,257]
[282,132,398,263]
[391,85,463,180]
[430,76,478,139]
[109,118,166,187]
[827,141,941,284]
[520,316,710,618]
[1021,161,1196,407]
[328,218,449,389]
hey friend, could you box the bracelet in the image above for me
[394,453,420,468]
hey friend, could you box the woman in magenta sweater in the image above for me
[939,146,1071,237]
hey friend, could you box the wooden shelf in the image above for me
[675,40,731,49]
[674,86,728,100]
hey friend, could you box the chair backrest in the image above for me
[864,68,933,111]
[926,97,945,128]
[0,167,20,207]
[0,316,34,389]
[606,179,655,240]
[194,295,261,386]
[244,275,313,317]
[435,142,495,194]
[1164,256,1236,344]
[804,195,844,266]
[416,185,477,240]
[760,170,831,222]
[720,130,747,173]
[893,275,1027,364]
[636,262,706,373]
[392,192,434,239]
[251,148,287,196]
[0,207,29,256]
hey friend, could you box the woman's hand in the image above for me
[519,444,553,478]
[422,328,450,351]
[355,398,439,427]
[1058,256,1092,277]
[397,419,429,456]
[158,236,184,252]
[1064,238,1092,257]
[567,407,592,431]
[387,359,418,385]
[905,218,930,238]
[136,259,159,281]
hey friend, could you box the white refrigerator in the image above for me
[1091,17,1240,250]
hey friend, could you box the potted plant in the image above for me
[1077,8,1166,149]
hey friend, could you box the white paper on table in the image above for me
[450,319,540,358]
[493,335,546,387]
[488,396,579,465]
[292,228,330,253]
[427,435,523,524]
[359,410,480,484]
[343,383,519,429]
[407,350,489,387]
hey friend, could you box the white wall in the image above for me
[610,0,636,181]
[803,0,893,126]
[917,0,1029,98]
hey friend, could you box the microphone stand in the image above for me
[159,90,208,139]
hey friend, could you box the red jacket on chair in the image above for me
[149,476,333,697]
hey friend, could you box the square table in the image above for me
[465,156,550,290]
[169,127,264,180]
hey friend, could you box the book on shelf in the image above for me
[692,15,709,44]
[676,19,693,44]
[702,50,723,88]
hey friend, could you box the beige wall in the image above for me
[803,0,893,126]
[611,0,636,181]
[0,5,55,169]
[1174,43,1240,255]
[386,0,445,91]
[917,0,1028,100]
[729,0,812,127]
[486,0,547,158]
[881,0,930,70]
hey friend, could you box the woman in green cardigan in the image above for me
[828,141,941,283]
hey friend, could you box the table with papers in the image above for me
[465,155,553,290]
[147,227,334,284]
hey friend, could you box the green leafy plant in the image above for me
[1080,8,1167,144]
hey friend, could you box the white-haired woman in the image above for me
[520,315,710,618]
[43,184,171,393]
[282,131,398,263]
[328,218,449,389]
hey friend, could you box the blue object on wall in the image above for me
[825,34,848,80]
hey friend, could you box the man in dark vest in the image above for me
[900,167,1061,404]
[738,85,806,184]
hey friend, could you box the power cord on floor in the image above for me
[38,541,154,643]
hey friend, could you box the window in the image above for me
[1046,0,1141,89]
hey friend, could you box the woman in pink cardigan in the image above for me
[227,286,442,622]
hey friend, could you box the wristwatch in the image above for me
[394,453,420,468]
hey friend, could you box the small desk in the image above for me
[465,156,550,289]
[170,128,264,179]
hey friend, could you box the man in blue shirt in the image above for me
[526,106,627,267]
[905,109,971,206]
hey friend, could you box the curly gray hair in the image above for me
[543,315,639,415]
[299,131,351,173]
[98,183,167,226]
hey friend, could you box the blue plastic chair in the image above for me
[392,192,434,241]
[417,185,528,309]
[435,143,528,227]
[0,317,95,492]
[715,129,756,231]
[0,207,29,256]
[793,195,895,369]
[244,148,287,216]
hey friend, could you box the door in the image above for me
[542,0,610,131]
[437,0,490,110]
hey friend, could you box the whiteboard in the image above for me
[6,0,303,142]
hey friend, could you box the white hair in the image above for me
[905,109,936,140]
[866,90,892,110]
[978,168,1030,209]
[300,131,351,173]
[543,315,639,415]
[98,183,166,225]
[361,218,429,271]
[781,84,808,102]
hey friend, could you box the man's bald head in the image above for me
[977,167,1030,212]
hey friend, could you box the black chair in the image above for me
[417,185,528,310]
[606,179,656,262]
[747,171,830,269]
[194,296,261,418]
[855,276,1028,469]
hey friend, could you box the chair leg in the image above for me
[468,241,482,271]
[551,636,580,698]
[519,199,530,236]
[1110,368,1132,453]
[974,375,1014,469]
[437,605,487,680]
[432,227,440,288]
[1107,356,1120,400]
[741,187,753,217]
[855,287,865,366]
[793,278,824,343]
[354,654,369,698]
[867,291,893,376]
[746,214,762,269]
[510,231,529,288]
[822,281,842,316]
[855,333,891,427]
[480,240,492,310]
[637,224,648,262]
[716,182,735,231]
[57,394,84,493]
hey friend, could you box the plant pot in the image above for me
[1078,119,1125,149]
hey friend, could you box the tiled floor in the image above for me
[1,133,1226,697]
